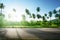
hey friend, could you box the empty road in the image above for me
[0,28,60,40]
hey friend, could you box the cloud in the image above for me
[56,7,60,11]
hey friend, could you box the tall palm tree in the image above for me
[49,11,52,21]
[0,3,4,13]
[53,9,57,19]
[36,7,41,20]
[0,3,4,27]
[58,9,60,19]
[57,9,60,27]
[55,13,59,27]
[36,7,40,15]
[42,16,47,24]
[48,11,52,26]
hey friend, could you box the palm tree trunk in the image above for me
[57,19,58,27]
[50,17,51,27]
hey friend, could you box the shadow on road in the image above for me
[24,28,60,40]
[0,28,7,40]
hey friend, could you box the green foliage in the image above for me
[53,9,57,14]
[49,11,52,17]
[44,13,47,16]
[36,7,40,12]
[32,13,35,19]
[0,14,4,27]
[59,9,60,14]
[0,6,60,28]
[0,3,4,9]
[37,14,41,19]
[0,3,5,27]
[25,9,31,15]
[42,16,46,21]
[55,14,59,18]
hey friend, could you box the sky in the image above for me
[0,0,60,21]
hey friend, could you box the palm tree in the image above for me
[0,3,4,13]
[55,13,59,27]
[49,11,52,21]
[36,7,40,13]
[36,7,41,20]
[53,9,57,19]
[0,3,5,17]
[44,13,47,17]
[48,11,52,26]
[42,16,45,21]
[57,9,60,27]
[44,13,48,22]
[42,16,47,26]
[58,9,60,19]
[44,13,47,20]
[13,8,16,12]
[42,16,46,22]
[25,9,30,15]
[47,17,49,19]
[25,9,31,18]
[58,9,60,14]
[32,13,35,19]
[37,14,41,19]
[53,9,57,14]
[55,14,59,19]
[0,3,4,27]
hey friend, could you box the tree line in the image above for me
[0,3,60,28]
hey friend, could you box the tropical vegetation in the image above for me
[0,3,60,28]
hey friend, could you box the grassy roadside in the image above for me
[0,25,59,28]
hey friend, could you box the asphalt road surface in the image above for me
[0,28,60,40]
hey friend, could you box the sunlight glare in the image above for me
[4,6,24,22]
